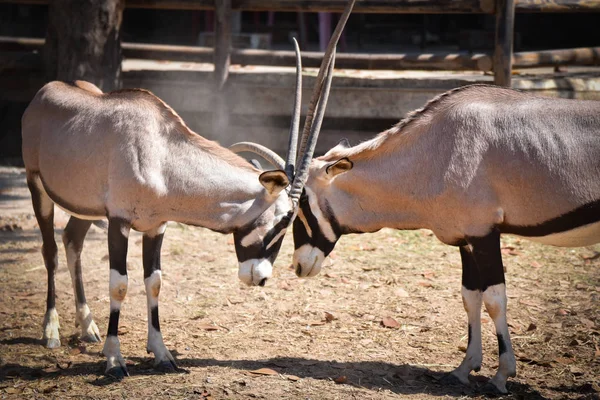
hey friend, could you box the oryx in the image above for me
[20,0,354,377]
[290,83,600,394]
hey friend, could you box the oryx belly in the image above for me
[524,220,600,247]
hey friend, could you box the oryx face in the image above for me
[292,157,353,278]
[234,171,293,286]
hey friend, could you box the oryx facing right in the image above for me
[21,0,355,378]
[290,84,600,394]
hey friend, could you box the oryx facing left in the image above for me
[22,0,355,379]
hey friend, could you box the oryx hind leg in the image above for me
[62,216,101,343]
[469,229,516,394]
[448,245,483,385]
[26,173,61,348]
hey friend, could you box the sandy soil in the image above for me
[0,166,599,399]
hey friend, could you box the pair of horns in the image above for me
[231,0,356,206]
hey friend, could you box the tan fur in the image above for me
[22,81,275,233]
[310,84,600,244]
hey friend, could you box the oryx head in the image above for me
[292,145,353,278]
[229,0,355,286]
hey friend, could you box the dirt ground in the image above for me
[0,165,598,399]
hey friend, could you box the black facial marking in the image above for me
[63,217,93,305]
[151,306,160,332]
[499,199,600,237]
[497,333,507,356]
[107,310,120,336]
[143,231,164,279]
[233,211,293,263]
[460,229,505,292]
[294,192,339,256]
[108,218,129,275]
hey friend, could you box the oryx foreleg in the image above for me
[102,218,130,378]
[143,224,177,371]
[62,217,101,343]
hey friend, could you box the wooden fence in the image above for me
[1,0,600,87]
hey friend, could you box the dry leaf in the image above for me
[341,278,350,284]
[381,317,400,329]
[395,288,409,297]
[324,312,336,322]
[418,282,433,288]
[308,320,326,326]
[197,324,219,331]
[69,347,81,356]
[580,318,595,328]
[249,368,278,376]
[334,376,347,384]
[286,375,301,381]
[595,344,600,358]
[421,271,435,280]
[458,345,467,353]
[553,357,573,365]
[556,309,570,316]
[526,323,537,332]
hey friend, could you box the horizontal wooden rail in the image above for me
[1,0,599,13]
[2,36,599,71]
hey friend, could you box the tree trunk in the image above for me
[44,0,125,91]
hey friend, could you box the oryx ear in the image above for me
[326,157,353,177]
[259,170,290,196]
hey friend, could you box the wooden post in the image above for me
[214,0,232,91]
[214,0,232,133]
[44,0,124,91]
[493,0,515,86]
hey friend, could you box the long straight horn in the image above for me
[289,50,336,201]
[290,0,356,202]
[284,38,302,180]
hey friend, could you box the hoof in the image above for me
[82,332,101,343]
[155,360,178,373]
[46,338,61,349]
[481,381,507,396]
[441,373,467,386]
[105,366,129,380]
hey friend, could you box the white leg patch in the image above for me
[109,269,128,310]
[451,287,483,385]
[147,328,176,367]
[293,244,325,278]
[145,270,162,308]
[238,259,273,286]
[483,283,516,394]
[42,307,61,348]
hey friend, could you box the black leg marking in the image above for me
[468,323,472,346]
[108,218,130,276]
[460,245,480,291]
[63,217,92,304]
[143,233,164,279]
[151,306,160,332]
[497,333,507,356]
[466,229,505,292]
[107,310,120,337]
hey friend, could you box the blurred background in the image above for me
[1,0,600,164]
